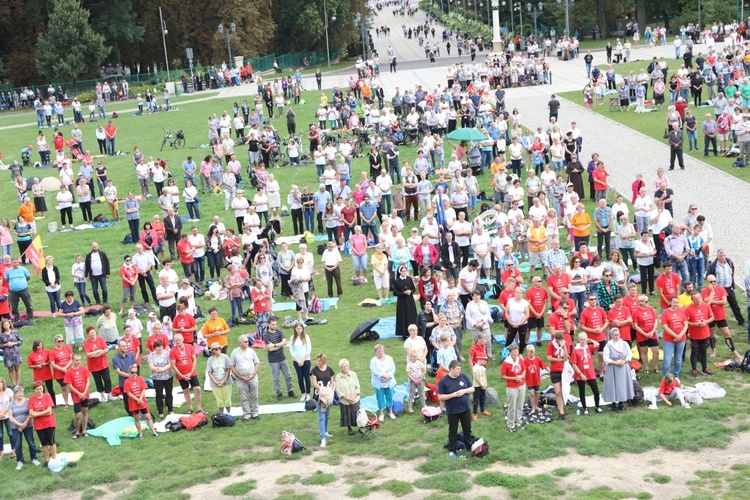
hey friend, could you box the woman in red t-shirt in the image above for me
[27,340,56,407]
[685,292,714,377]
[569,333,603,415]
[28,381,57,464]
[545,331,570,419]
[499,344,526,432]
[49,334,73,409]
[251,277,272,341]
[524,345,547,414]
[124,366,159,438]
[661,296,688,376]
[83,325,113,401]
[632,295,660,374]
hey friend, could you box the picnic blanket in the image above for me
[360,382,410,413]
[87,416,149,446]
[493,330,552,345]
[372,316,398,339]
[229,403,306,417]
[272,301,297,312]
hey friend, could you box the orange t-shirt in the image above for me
[18,204,35,223]
[571,213,591,237]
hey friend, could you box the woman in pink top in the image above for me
[350,225,368,282]
[199,155,213,194]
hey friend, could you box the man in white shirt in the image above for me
[452,211,472,267]
[376,169,393,215]
[188,226,206,284]
[338,137,353,169]
[471,225,492,279]
[321,241,343,297]
[420,212,441,245]
[324,141,338,167]
[491,225,513,271]
[458,259,479,308]
[155,274,178,320]
[132,243,158,307]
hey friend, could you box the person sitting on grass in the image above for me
[648,373,690,410]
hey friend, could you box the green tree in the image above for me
[82,0,145,64]
[36,0,110,89]
[702,0,735,25]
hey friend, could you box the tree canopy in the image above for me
[35,0,110,86]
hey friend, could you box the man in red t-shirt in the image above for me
[123,366,158,438]
[63,353,92,438]
[499,344,526,432]
[661,296,687,376]
[525,277,548,346]
[578,293,609,374]
[631,295,659,374]
[622,283,639,314]
[546,265,571,304]
[685,292,714,377]
[548,299,574,348]
[177,234,195,282]
[608,295,633,344]
[497,278,517,331]
[655,262,681,310]
[170,333,203,413]
[172,303,197,344]
[545,332,570,419]
[569,333,602,414]
[702,275,742,361]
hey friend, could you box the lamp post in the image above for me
[556,0,574,37]
[158,6,170,77]
[514,2,525,48]
[217,23,236,63]
[491,0,501,44]
[527,2,543,37]
[323,0,337,68]
[502,1,513,33]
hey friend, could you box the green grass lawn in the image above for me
[1,84,749,497]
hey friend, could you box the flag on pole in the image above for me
[434,186,447,244]
[23,235,44,275]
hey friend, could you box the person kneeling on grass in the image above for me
[570,333,604,415]
[123,364,159,438]
[500,344,526,432]
[648,373,690,410]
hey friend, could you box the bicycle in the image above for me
[161,129,185,151]
[280,136,310,158]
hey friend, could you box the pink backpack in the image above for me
[421,406,442,423]
[309,296,322,314]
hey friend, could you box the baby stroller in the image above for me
[466,145,483,175]
[21,147,31,168]
[405,126,420,145]
[66,139,84,161]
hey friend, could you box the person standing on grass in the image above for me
[229,335,261,422]
[439,360,474,459]
[500,344,526,431]
[702,275,743,362]
[266,318,298,401]
[546,331,570,420]
[123,364,159,438]
[206,342,232,414]
[706,250,746,327]
[8,385,41,470]
[570,333,604,415]
[471,354,489,420]
[170,333,203,414]
[28,381,57,467]
[63,353,91,440]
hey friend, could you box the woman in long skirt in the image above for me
[32,178,48,218]
[335,359,361,435]
[602,328,635,412]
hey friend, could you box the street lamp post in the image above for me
[323,0,337,68]
[514,2,525,48]
[217,23,236,63]
[527,2,543,37]
[556,0,574,38]
[158,6,170,77]
[502,1,513,33]
[491,0,501,44]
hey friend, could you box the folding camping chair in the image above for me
[358,409,380,443]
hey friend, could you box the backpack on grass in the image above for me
[211,413,236,427]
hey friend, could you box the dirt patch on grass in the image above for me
[182,428,750,499]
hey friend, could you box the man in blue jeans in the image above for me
[663,224,690,288]
[359,196,378,243]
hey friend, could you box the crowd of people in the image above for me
[1,5,749,469]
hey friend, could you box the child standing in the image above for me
[472,354,490,420]
[570,333,603,415]
[468,333,487,367]
[500,344,526,432]
[524,345,547,413]
[405,352,427,413]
